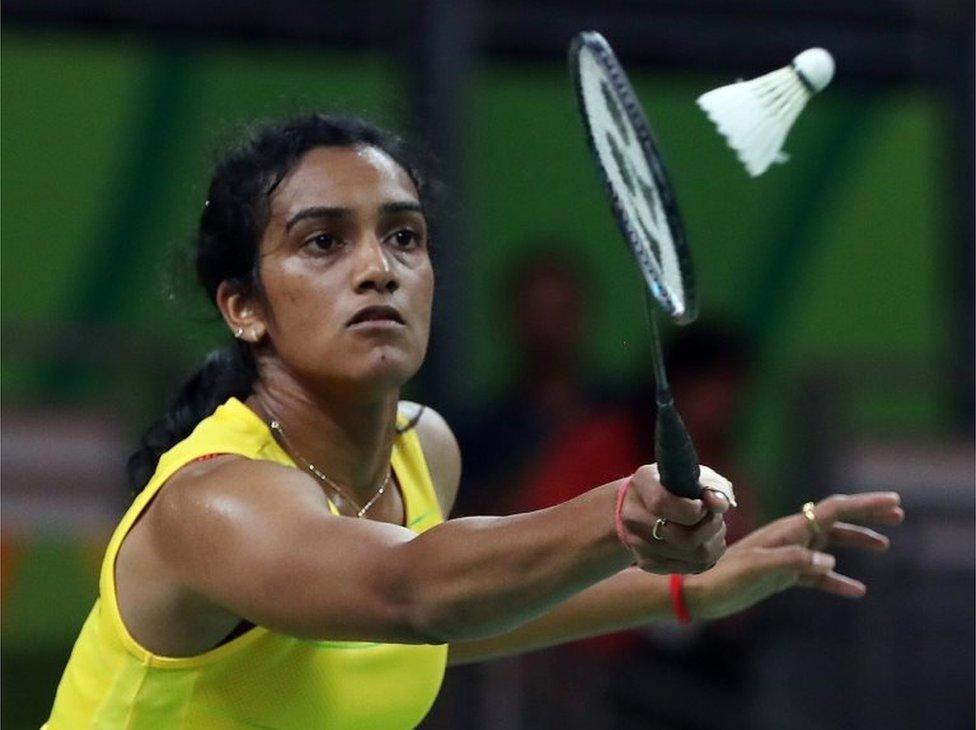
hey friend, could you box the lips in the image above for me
[347,305,405,326]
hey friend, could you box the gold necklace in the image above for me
[266,412,391,519]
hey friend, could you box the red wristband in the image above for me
[669,573,692,624]
[614,478,633,549]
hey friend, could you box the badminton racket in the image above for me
[569,30,701,499]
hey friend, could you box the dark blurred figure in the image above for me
[452,246,603,517]
[514,324,759,538]
[507,323,763,729]
[447,243,764,728]
[431,245,608,730]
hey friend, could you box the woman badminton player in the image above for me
[43,114,903,729]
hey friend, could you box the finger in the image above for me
[662,512,725,550]
[749,514,822,550]
[656,494,707,526]
[731,515,799,550]
[841,503,904,526]
[873,506,905,525]
[660,519,726,571]
[828,522,890,551]
[625,530,688,559]
[629,518,726,572]
[754,545,835,574]
[631,465,707,526]
[815,493,902,526]
[799,570,867,598]
[728,545,812,594]
[699,465,737,508]
[625,530,715,563]
[701,488,733,515]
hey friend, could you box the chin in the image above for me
[343,346,423,391]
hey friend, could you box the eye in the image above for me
[390,229,420,249]
[306,232,341,252]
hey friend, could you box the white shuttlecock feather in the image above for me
[697,48,835,177]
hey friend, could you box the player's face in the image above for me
[254,145,433,393]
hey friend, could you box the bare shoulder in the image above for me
[147,456,330,567]
[129,452,427,643]
[399,401,461,517]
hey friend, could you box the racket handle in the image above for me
[654,397,701,499]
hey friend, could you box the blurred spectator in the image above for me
[452,243,765,727]
[453,245,607,517]
[516,324,759,538]
[508,323,763,728]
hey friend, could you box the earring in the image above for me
[233,327,244,339]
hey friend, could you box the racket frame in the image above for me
[570,30,702,499]
[569,30,699,326]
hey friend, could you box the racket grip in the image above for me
[654,397,701,499]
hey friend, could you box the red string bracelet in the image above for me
[614,478,633,550]
[669,573,692,624]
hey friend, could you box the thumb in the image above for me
[701,488,733,515]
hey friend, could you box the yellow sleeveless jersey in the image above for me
[44,397,448,730]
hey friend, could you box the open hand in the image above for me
[684,492,904,620]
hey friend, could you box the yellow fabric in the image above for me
[44,397,447,730]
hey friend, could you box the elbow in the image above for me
[400,598,483,645]
[393,581,459,645]
[373,550,456,644]
[383,526,516,644]
[401,603,486,645]
[395,576,505,644]
[388,551,478,645]
[400,608,452,645]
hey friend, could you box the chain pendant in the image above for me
[267,414,390,519]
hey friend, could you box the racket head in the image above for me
[569,31,698,325]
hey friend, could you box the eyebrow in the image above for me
[284,201,424,232]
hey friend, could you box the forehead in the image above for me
[270,145,419,219]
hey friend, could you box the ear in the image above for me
[216,280,268,344]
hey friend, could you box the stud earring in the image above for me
[234,327,244,339]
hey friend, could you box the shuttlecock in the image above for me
[697,48,835,177]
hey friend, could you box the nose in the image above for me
[353,236,399,294]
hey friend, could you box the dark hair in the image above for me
[127,113,429,494]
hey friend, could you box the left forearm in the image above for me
[447,567,676,665]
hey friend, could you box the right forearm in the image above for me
[396,481,632,643]
[448,567,673,664]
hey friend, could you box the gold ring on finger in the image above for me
[652,517,668,541]
[801,501,822,536]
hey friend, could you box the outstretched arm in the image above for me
[448,492,903,665]
[150,406,729,648]
[415,407,902,665]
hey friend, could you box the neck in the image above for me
[247,371,400,503]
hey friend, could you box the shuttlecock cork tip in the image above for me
[792,48,835,93]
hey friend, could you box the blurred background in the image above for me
[2,1,973,728]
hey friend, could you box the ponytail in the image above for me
[126,340,257,494]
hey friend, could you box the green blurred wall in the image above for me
[0,26,954,729]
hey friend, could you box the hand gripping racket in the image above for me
[570,31,701,499]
